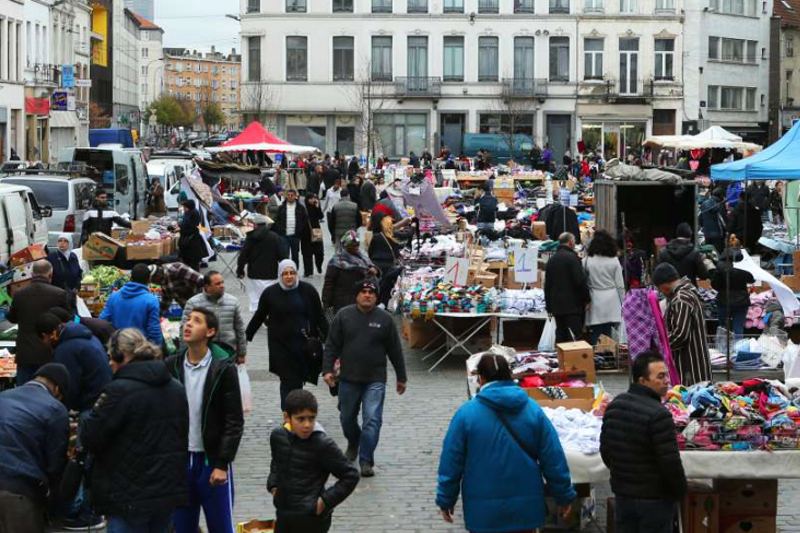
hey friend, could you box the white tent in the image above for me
[644,126,761,152]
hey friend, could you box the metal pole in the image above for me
[621,212,629,290]
[725,250,732,382]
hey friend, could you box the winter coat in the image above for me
[306,171,322,196]
[77,317,116,346]
[237,226,288,280]
[665,279,712,386]
[544,246,591,316]
[476,193,498,224]
[306,201,324,229]
[584,255,625,326]
[80,204,131,244]
[322,265,370,313]
[276,201,310,240]
[727,201,763,251]
[770,188,783,217]
[436,381,576,533]
[699,198,726,241]
[146,184,167,215]
[360,180,377,212]
[368,233,401,276]
[267,424,359,517]
[99,282,163,346]
[52,322,112,412]
[600,383,687,501]
[179,207,206,264]
[711,256,754,308]
[81,360,189,518]
[48,250,83,292]
[540,203,580,242]
[182,292,247,356]
[165,344,244,470]
[347,182,362,211]
[658,238,708,286]
[328,199,361,246]
[748,183,770,211]
[246,282,328,384]
[8,278,72,366]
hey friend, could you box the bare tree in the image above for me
[343,58,395,162]
[490,76,538,157]
[241,81,276,129]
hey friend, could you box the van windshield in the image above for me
[2,179,69,210]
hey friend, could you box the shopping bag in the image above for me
[538,317,557,351]
[238,364,253,415]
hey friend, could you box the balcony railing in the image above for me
[654,5,676,13]
[394,77,442,97]
[407,0,428,12]
[478,1,500,12]
[502,78,548,97]
[607,78,652,98]
[33,63,59,85]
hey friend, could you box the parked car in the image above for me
[1,171,96,248]
[0,183,52,263]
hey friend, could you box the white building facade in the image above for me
[112,7,143,128]
[0,0,26,162]
[239,0,684,161]
[133,13,164,133]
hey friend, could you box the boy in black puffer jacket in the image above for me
[268,390,359,533]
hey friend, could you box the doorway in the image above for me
[546,114,571,163]
[440,113,465,156]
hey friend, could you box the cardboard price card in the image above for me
[445,256,469,286]
[514,247,538,283]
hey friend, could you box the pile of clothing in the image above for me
[403,235,464,259]
[697,288,719,320]
[400,279,498,315]
[664,380,800,451]
[542,407,603,455]
[499,289,547,315]
[746,292,782,330]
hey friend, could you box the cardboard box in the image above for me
[125,240,163,260]
[236,519,274,533]
[131,220,154,234]
[467,265,480,285]
[487,260,508,270]
[557,341,596,382]
[721,516,776,533]
[9,244,48,267]
[697,279,713,290]
[781,274,800,293]
[402,318,441,349]
[111,228,129,240]
[83,233,125,261]
[684,483,719,533]
[475,272,497,288]
[718,479,778,515]
[526,386,594,410]
[532,221,547,240]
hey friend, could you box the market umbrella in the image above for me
[206,122,319,154]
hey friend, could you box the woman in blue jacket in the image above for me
[436,355,576,533]
[48,233,83,291]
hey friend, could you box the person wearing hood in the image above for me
[657,223,708,286]
[81,328,189,533]
[48,233,82,291]
[100,263,163,346]
[247,260,328,410]
[711,248,755,335]
[699,188,728,253]
[322,231,379,314]
[436,354,575,532]
[237,215,289,312]
[179,199,207,272]
[652,263,712,386]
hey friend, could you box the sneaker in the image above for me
[360,464,375,478]
[62,515,106,531]
[345,443,358,462]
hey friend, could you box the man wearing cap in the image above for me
[0,363,70,531]
[275,189,310,268]
[237,215,288,312]
[652,263,712,385]
[323,279,407,478]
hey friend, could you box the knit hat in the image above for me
[652,263,680,285]
[355,279,379,295]
[340,230,360,248]
[35,363,70,396]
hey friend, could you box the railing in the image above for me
[394,77,442,97]
[33,63,59,85]
[371,72,394,82]
[286,0,306,12]
[372,0,392,12]
[478,0,500,12]
[408,0,428,12]
[502,78,548,97]
[654,4,676,13]
[603,79,685,99]
[443,2,464,11]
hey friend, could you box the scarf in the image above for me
[57,233,73,260]
[328,246,374,271]
[278,259,299,291]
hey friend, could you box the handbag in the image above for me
[311,227,324,243]
[301,328,324,385]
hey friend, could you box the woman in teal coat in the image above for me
[436,355,576,533]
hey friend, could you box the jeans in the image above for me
[279,379,304,412]
[555,314,584,343]
[15,364,40,386]
[718,304,749,336]
[589,323,616,345]
[285,236,301,266]
[338,380,386,466]
[108,513,173,533]
[615,498,674,533]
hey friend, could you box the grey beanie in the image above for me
[652,263,680,286]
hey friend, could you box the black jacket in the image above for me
[81,360,189,517]
[360,180,377,212]
[237,226,288,280]
[711,253,755,307]
[322,168,340,191]
[699,198,726,240]
[658,238,708,286]
[179,208,206,263]
[540,203,580,242]
[48,251,83,292]
[727,201,763,251]
[276,201,310,240]
[368,233,401,276]
[80,202,131,244]
[322,265,371,313]
[246,282,329,384]
[544,246,590,316]
[165,347,244,470]
[600,383,687,501]
[306,201,324,229]
[268,425,359,517]
[306,171,322,197]
[8,278,73,366]
[476,193,498,223]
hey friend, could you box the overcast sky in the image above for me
[155,0,241,54]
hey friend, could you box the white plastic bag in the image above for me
[237,364,253,415]
[538,317,557,352]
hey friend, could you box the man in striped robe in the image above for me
[653,263,713,386]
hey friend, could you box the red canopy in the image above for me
[208,122,318,154]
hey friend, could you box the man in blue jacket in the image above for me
[100,263,163,345]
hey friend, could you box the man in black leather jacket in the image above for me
[268,390,359,533]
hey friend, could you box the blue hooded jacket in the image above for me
[100,282,163,345]
[436,380,576,533]
[53,322,112,412]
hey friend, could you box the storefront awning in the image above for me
[577,104,653,121]
[50,110,80,129]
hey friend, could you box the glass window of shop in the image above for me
[375,113,427,158]
[287,125,327,152]
[581,122,646,161]
[337,127,355,155]
[479,114,534,136]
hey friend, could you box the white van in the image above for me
[58,147,147,219]
[0,184,51,264]
[147,152,196,212]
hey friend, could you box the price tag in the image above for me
[514,247,538,283]
[408,184,421,196]
[445,256,470,286]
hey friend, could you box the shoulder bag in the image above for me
[481,400,539,464]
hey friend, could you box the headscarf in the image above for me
[57,233,73,259]
[278,259,299,291]
[329,231,374,271]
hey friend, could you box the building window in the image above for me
[708,36,719,59]
[286,0,307,12]
[655,0,674,12]
[479,114,534,136]
[715,0,746,14]
[549,37,570,81]
[515,0,535,12]
[478,37,499,81]
[619,37,639,95]
[372,0,392,12]
[141,66,148,76]
[747,40,757,62]
[479,0,499,13]
[248,0,260,13]
[407,36,428,80]
[443,36,464,82]
[337,127,355,155]
[287,125,327,152]
[788,37,795,57]
[444,0,464,12]
[584,0,603,12]
[720,86,743,109]
[653,109,676,135]
[722,38,744,61]
[333,36,354,81]
[248,36,261,81]
[550,0,570,12]
[371,36,393,81]
[654,38,674,80]
[619,0,635,13]
[746,87,756,110]
[286,36,308,81]
[584,38,603,80]
[514,36,535,82]
[375,113,427,158]
[333,0,353,12]
[142,48,148,58]
[408,0,428,12]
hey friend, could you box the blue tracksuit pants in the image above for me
[173,452,235,533]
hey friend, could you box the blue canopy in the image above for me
[711,120,800,181]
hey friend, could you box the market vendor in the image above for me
[150,262,205,314]
[80,190,132,245]
[475,182,498,238]
[47,233,82,292]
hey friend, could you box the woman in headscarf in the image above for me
[246,259,328,410]
[178,199,206,272]
[322,231,379,314]
[47,233,82,291]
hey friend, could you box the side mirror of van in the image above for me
[41,206,53,218]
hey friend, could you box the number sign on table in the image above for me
[514,247,538,283]
[445,256,470,286]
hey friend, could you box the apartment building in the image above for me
[0,0,26,162]
[769,0,800,140]
[131,11,164,132]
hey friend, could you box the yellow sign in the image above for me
[91,5,108,67]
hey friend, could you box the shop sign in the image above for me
[62,65,75,88]
[51,91,69,111]
[25,98,50,116]
[75,79,92,88]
